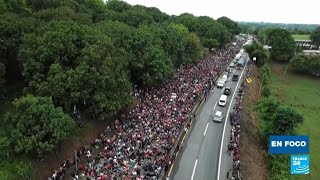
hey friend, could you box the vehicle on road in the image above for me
[232,74,239,81]
[224,87,231,95]
[236,53,241,60]
[213,111,224,122]
[217,80,224,88]
[229,62,235,68]
[237,58,246,68]
[221,74,228,82]
[218,95,227,106]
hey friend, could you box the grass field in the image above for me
[269,63,320,180]
[292,34,310,40]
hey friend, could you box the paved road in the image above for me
[170,53,250,180]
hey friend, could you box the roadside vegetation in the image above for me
[0,0,241,178]
[247,25,320,179]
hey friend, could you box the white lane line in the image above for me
[221,88,224,93]
[213,102,217,109]
[203,122,209,136]
[228,77,231,81]
[217,61,248,180]
[191,159,198,180]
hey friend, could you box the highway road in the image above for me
[169,53,250,180]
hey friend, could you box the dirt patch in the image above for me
[240,66,268,180]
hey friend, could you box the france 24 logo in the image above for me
[291,155,309,174]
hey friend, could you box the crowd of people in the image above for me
[227,68,251,180]
[48,40,245,180]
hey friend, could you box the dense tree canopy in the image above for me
[217,16,241,37]
[19,20,133,117]
[244,41,270,66]
[310,26,320,48]
[0,0,240,162]
[4,95,75,156]
[265,28,296,61]
[290,54,320,76]
[173,13,232,49]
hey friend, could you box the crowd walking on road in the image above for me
[48,40,245,180]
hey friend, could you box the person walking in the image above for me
[227,169,232,179]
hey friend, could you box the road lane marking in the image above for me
[213,102,217,109]
[168,161,175,176]
[221,88,224,93]
[203,122,209,136]
[191,159,198,180]
[217,60,248,180]
[228,77,231,81]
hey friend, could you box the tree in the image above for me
[217,16,240,36]
[290,54,320,76]
[272,106,304,135]
[310,26,320,48]
[4,95,75,156]
[256,98,280,122]
[19,20,133,118]
[244,41,270,66]
[266,28,296,61]
[174,14,232,49]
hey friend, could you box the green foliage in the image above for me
[272,106,304,135]
[239,22,317,34]
[260,64,271,84]
[217,16,240,36]
[0,62,5,85]
[266,28,296,61]
[256,97,280,122]
[244,41,270,66]
[19,20,133,117]
[173,13,233,49]
[290,54,320,76]
[4,95,75,156]
[0,158,33,180]
[269,155,290,180]
[0,136,10,159]
[262,85,271,97]
[310,26,320,48]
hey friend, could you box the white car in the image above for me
[213,111,224,122]
[229,63,235,68]
[217,80,224,88]
[218,95,227,106]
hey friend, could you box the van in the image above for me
[218,95,227,107]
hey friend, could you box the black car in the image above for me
[224,87,231,95]
[232,74,239,81]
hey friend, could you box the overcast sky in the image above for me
[123,0,320,24]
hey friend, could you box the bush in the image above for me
[269,155,290,180]
[0,159,33,180]
[262,85,271,97]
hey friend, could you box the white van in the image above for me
[218,95,227,106]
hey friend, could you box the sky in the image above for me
[123,0,320,24]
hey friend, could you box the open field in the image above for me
[270,63,320,179]
[292,34,310,40]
